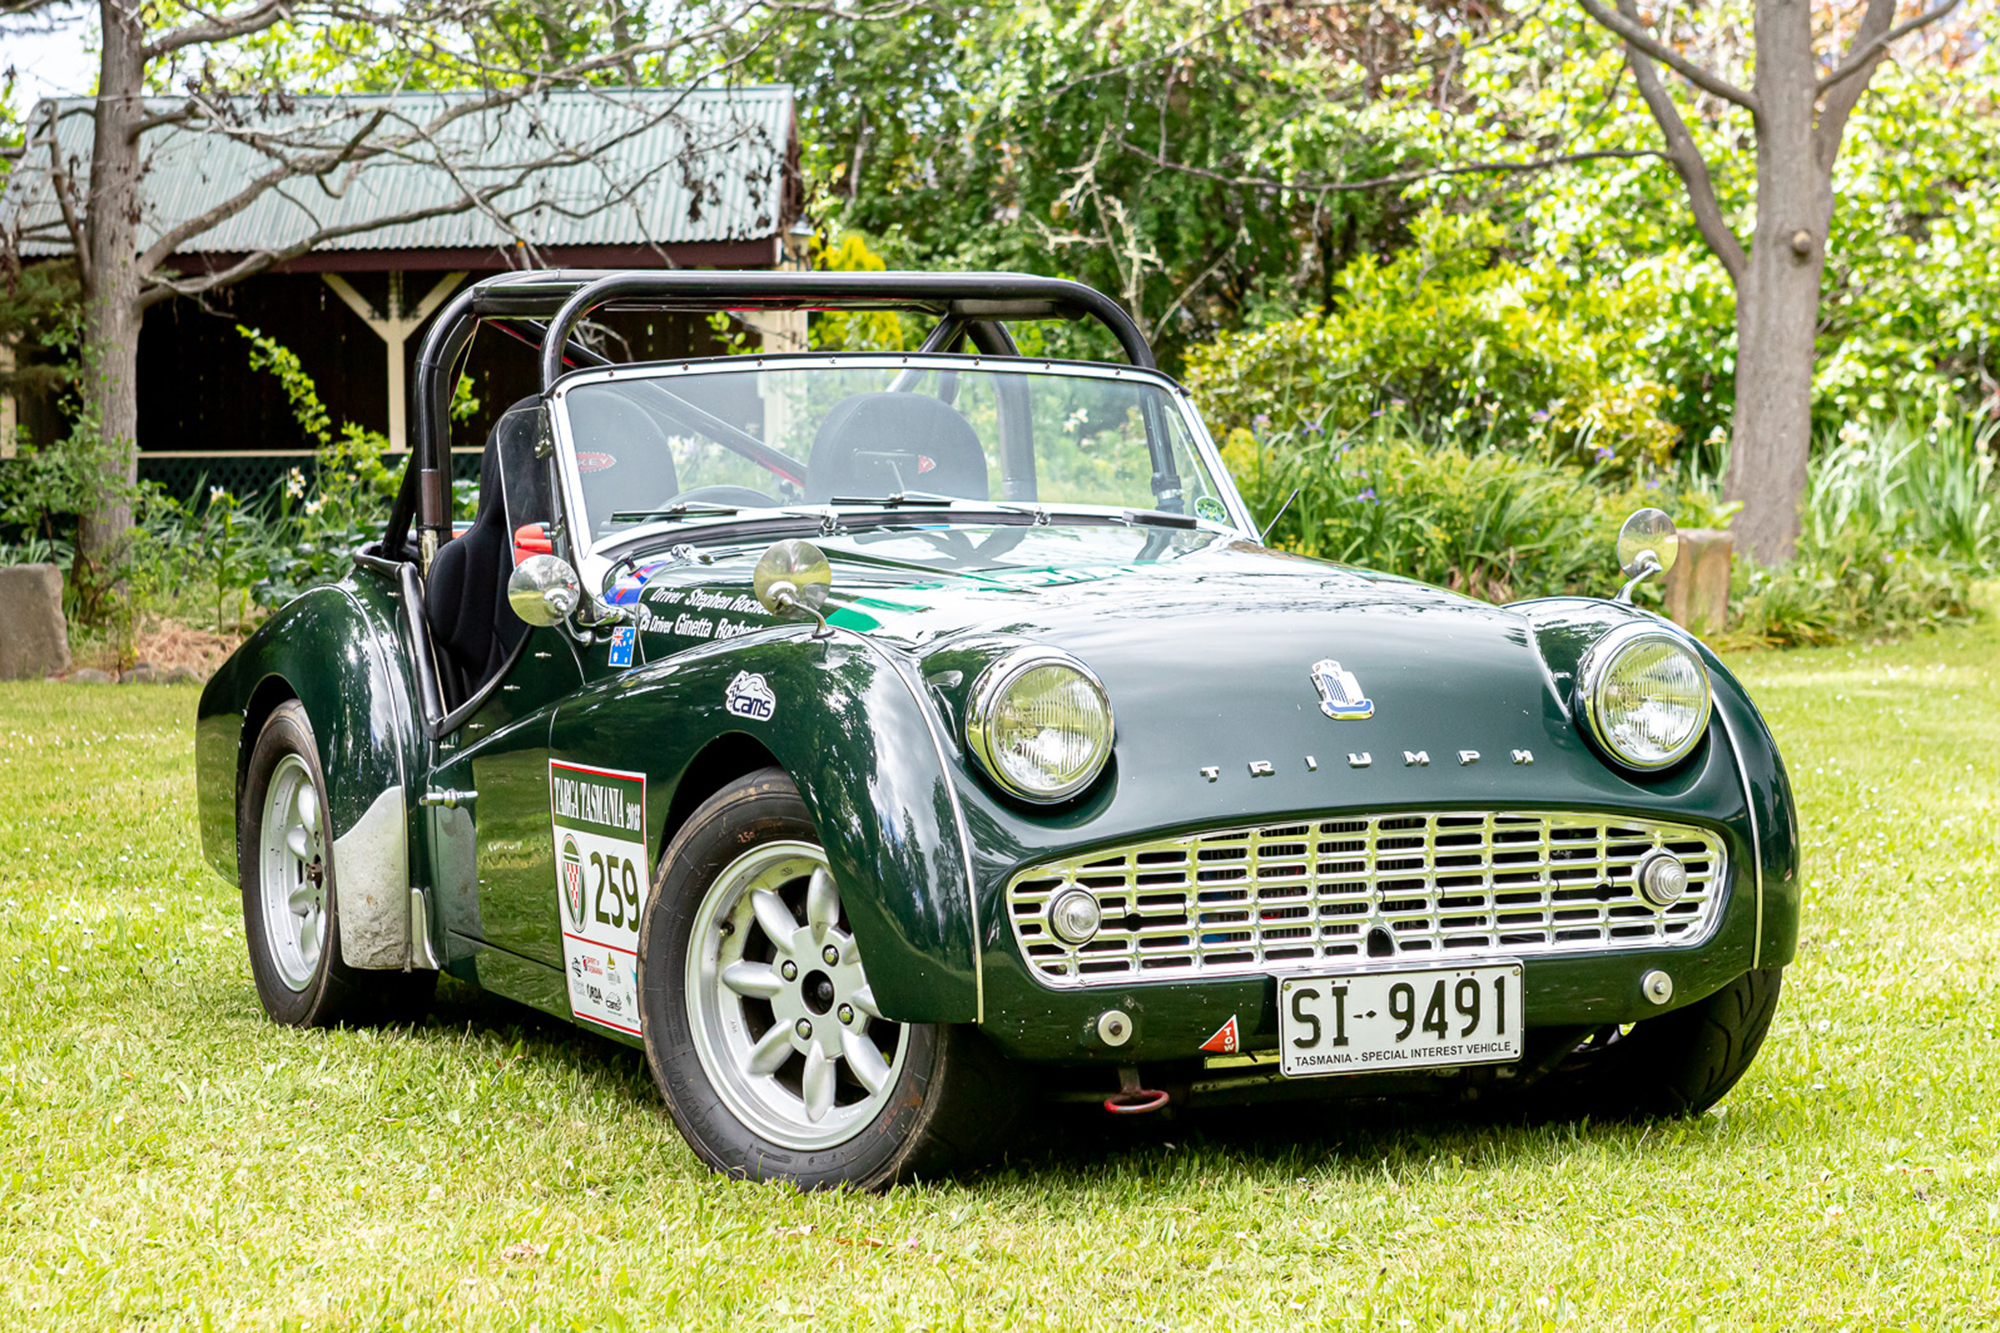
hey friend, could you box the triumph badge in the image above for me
[1311,659,1374,721]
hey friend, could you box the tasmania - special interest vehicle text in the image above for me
[196,270,1799,1189]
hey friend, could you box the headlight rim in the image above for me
[1573,621,1713,773]
[965,647,1115,804]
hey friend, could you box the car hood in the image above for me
[627,523,1610,785]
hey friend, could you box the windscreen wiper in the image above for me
[826,491,959,507]
[608,501,742,522]
[1120,507,1199,529]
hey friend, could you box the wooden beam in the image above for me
[322,271,468,453]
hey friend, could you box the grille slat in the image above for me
[1007,811,1728,988]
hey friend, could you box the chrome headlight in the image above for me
[965,649,1114,802]
[1574,623,1712,771]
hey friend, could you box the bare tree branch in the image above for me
[1818,0,1961,95]
[40,102,91,294]
[1610,0,1746,286]
[143,0,292,60]
[1576,0,1759,112]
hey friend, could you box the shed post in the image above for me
[322,272,469,453]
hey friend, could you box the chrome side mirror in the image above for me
[754,539,834,638]
[507,554,583,627]
[1614,508,1679,603]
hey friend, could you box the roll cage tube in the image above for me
[396,269,1166,562]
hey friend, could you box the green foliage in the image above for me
[1222,412,1670,605]
[1187,210,1682,475]
[1726,402,1999,648]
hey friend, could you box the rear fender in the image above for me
[196,575,423,969]
[549,626,980,1023]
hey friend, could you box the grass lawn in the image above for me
[1,617,1996,1332]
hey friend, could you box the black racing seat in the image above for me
[425,398,550,710]
[805,392,988,502]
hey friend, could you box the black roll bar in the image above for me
[399,269,1160,562]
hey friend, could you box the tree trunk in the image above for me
[1723,0,1834,566]
[72,0,147,617]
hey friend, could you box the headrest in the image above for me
[806,392,989,503]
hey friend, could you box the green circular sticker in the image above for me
[1194,495,1226,523]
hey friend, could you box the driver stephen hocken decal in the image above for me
[549,760,648,1035]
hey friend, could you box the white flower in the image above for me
[284,467,306,499]
[303,497,326,516]
[1838,420,1868,447]
[208,485,227,502]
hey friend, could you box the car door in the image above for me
[422,401,584,1003]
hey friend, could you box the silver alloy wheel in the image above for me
[685,840,908,1151]
[258,753,327,992]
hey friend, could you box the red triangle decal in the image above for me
[1199,1016,1240,1054]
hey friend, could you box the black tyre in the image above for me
[1521,967,1784,1120]
[239,700,435,1027]
[639,767,1023,1189]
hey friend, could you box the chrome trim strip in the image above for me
[1007,810,1730,990]
[1713,705,1765,969]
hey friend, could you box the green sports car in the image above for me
[196,270,1798,1189]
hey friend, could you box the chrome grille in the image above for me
[1007,811,1728,988]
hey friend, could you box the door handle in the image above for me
[419,788,478,809]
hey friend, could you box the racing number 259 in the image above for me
[590,851,641,931]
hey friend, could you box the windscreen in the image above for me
[555,360,1231,541]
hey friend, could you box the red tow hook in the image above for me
[1103,1066,1170,1115]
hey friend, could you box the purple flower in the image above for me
[1356,488,1376,503]
[1252,413,1272,432]
[1593,445,1616,462]
[1530,410,1550,424]
[1305,421,1323,435]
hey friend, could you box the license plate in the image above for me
[1278,962,1524,1078]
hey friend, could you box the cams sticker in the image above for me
[723,671,776,721]
[549,760,648,1036]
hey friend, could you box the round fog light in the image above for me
[1048,889,1103,944]
[1636,851,1689,907]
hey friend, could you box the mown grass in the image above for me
[1,615,1996,1331]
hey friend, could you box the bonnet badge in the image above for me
[1311,659,1374,721]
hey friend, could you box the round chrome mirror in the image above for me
[753,539,833,618]
[506,553,582,627]
[1616,508,1680,579]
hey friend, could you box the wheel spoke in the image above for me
[745,1023,794,1077]
[801,1046,834,1123]
[849,983,882,1020]
[720,960,784,1000]
[750,889,800,951]
[296,785,319,837]
[296,910,318,962]
[840,1028,891,1096]
[805,866,839,943]
[286,827,311,861]
[288,875,318,914]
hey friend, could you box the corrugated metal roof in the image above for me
[2,85,797,258]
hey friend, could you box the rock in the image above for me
[0,563,71,681]
[124,664,164,684]
[163,665,202,685]
[71,667,115,684]
[1664,528,1734,640]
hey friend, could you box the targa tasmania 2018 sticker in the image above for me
[549,759,648,1035]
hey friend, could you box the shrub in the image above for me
[1185,209,1683,476]
[1223,413,1667,604]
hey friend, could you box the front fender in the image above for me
[549,625,980,1023]
[196,573,423,968]
[1513,596,1801,967]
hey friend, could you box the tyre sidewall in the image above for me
[239,700,342,1026]
[638,770,944,1189]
